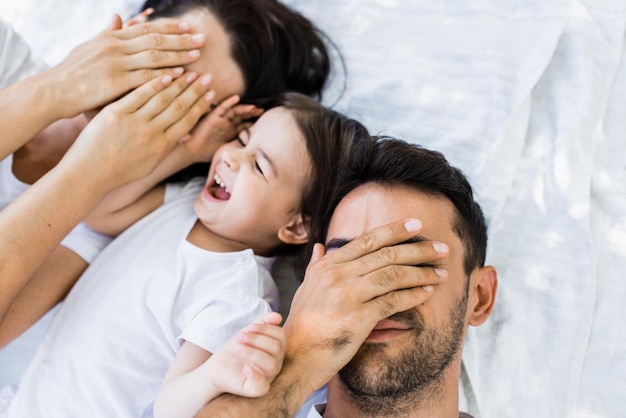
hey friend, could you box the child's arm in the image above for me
[153,312,285,418]
[85,95,262,236]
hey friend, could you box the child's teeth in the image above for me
[214,174,229,193]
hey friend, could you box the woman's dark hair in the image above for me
[141,0,330,101]
[255,92,371,272]
[329,137,488,276]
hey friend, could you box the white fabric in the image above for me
[295,386,327,418]
[1,1,625,417]
[7,178,279,417]
[0,18,44,89]
[0,155,26,211]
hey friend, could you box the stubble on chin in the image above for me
[337,296,467,416]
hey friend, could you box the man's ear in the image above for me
[277,214,310,245]
[468,265,497,326]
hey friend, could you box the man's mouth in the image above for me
[209,173,231,201]
[366,319,412,342]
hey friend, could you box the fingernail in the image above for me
[161,75,173,84]
[173,67,184,76]
[435,268,448,278]
[186,72,197,83]
[200,75,211,87]
[433,242,449,254]
[205,91,215,102]
[423,285,434,293]
[405,219,422,232]
[192,33,205,43]
[179,22,191,30]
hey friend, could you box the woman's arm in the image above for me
[0,15,205,159]
[85,94,262,236]
[0,70,213,337]
[0,247,86,348]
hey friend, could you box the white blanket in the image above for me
[1,0,625,417]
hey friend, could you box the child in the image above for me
[0,0,335,349]
[6,92,370,417]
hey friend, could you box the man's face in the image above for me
[325,182,471,398]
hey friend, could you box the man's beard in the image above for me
[337,287,468,415]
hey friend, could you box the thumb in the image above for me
[310,243,326,263]
[106,14,123,31]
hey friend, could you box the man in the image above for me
[198,137,497,417]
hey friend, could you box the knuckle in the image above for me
[158,93,172,109]
[141,68,154,83]
[355,232,375,253]
[181,112,199,129]
[377,246,396,263]
[266,337,282,354]
[149,49,162,63]
[140,22,153,35]
[149,32,163,47]
[373,265,398,287]
[173,100,189,116]
[376,294,399,318]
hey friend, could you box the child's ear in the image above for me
[277,213,310,245]
[468,265,497,327]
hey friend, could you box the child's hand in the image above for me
[180,94,264,163]
[208,312,285,398]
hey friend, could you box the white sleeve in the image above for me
[164,181,187,203]
[60,223,112,263]
[178,295,273,354]
[0,19,46,89]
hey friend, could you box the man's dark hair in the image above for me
[328,137,488,275]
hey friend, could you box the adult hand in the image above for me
[282,218,450,390]
[63,71,214,191]
[45,15,207,119]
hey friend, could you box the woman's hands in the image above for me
[63,71,215,191]
[45,15,207,119]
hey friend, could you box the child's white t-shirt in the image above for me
[8,178,279,417]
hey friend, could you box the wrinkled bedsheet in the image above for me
[1,1,625,417]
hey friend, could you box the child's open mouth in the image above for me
[210,174,231,201]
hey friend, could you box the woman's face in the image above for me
[156,8,246,103]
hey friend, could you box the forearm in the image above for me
[0,72,66,159]
[0,156,108,320]
[85,146,197,234]
[155,358,223,418]
[0,247,87,348]
[196,356,323,418]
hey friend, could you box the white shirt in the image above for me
[8,178,279,417]
[0,19,45,89]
